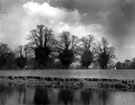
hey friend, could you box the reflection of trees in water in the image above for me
[0,85,14,105]
[33,87,50,105]
[81,89,92,105]
[17,86,26,104]
[98,89,110,105]
[58,89,73,105]
[80,89,110,105]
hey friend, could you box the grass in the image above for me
[0,69,135,80]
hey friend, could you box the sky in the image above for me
[0,0,135,62]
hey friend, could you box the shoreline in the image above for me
[1,75,135,91]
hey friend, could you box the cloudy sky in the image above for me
[0,0,135,62]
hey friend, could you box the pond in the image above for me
[0,84,135,105]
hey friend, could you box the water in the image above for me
[0,84,135,105]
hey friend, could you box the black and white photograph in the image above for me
[0,0,135,105]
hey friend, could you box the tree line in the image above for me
[0,24,119,70]
[116,58,135,69]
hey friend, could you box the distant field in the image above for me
[0,70,135,80]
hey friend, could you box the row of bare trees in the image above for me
[0,24,116,70]
[26,24,116,69]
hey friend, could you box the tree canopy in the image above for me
[80,35,95,69]
[0,24,121,70]
[27,25,56,68]
[58,31,79,69]
[96,37,116,69]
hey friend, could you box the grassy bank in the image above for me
[0,70,135,80]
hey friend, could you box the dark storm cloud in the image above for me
[49,0,135,39]
[48,0,113,24]
[106,0,135,42]
[49,0,135,38]
[53,0,135,61]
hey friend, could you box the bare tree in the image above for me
[96,37,116,69]
[15,45,26,69]
[0,43,15,69]
[58,31,79,69]
[27,25,57,68]
[80,35,95,69]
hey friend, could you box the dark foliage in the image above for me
[131,63,135,69]
[98,52,109,69]
[0,54,7,69]
[58,31,78,69]
[81,50,93,69]
[115,61,122,69]
[35,46,51,68]
[15,45,27,69]
[131,58,135,69]
[96,37,115,69]
[5,53,16,69]
[0,44,15,69]
[115,58,135,69]
[80,35,95,69]
[59,49,74,69]
[28,25,56,69]
[16,55,26,69]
